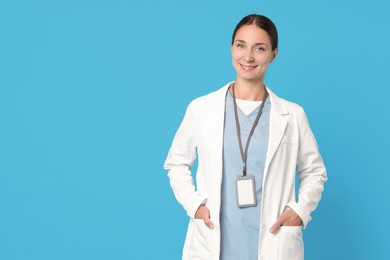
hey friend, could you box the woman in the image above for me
[164,14,327,260]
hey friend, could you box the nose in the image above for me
[243,50,255,62]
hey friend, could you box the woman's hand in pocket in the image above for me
[195,204,215,230]
[269,208,303,233]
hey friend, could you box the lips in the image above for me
[240,63,258,71]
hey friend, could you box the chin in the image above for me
[237,74,262,82]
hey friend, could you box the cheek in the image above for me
[266,52,275,62]
[231,51,240,62]
[257,54,273,65]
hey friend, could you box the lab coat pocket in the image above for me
[278,226,304,260]
[188,219,214,259]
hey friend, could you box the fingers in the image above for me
[201,206,214,230]
[195,205,215,230]
[269,213,285,233]
[204,218,215,230]
[269,209,303,233]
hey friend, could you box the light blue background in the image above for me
[1,1,389,259]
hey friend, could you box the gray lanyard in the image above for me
[232,84,268,176]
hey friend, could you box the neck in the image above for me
[231,78,266,101]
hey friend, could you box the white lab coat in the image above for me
[164,82,327,260]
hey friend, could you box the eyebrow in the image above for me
[234,39,268,46]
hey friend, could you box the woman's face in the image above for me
[231,24,278,83]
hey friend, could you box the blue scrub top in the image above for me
[220,92,271,260]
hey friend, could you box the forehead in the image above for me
[234,24,271,44]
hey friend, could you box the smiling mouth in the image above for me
[240,63,258,71]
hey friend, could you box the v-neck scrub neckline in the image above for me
[235,98,262,116]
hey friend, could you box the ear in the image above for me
[270,48,279,64]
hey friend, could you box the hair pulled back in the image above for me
[231,14,278,51]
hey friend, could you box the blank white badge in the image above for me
[235,174,257,207]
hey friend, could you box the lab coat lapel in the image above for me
[205,83,230,211]
[213,91,227,177]
[263,88,289,182]
[208,84,230,175]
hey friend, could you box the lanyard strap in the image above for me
[232,84,268,176]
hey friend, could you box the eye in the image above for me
[236,44,244,48]
[255,47,265,52]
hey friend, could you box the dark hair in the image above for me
[231,14,278,51]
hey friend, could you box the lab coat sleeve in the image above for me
[164,100,207,218]
[287,107,327,227]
